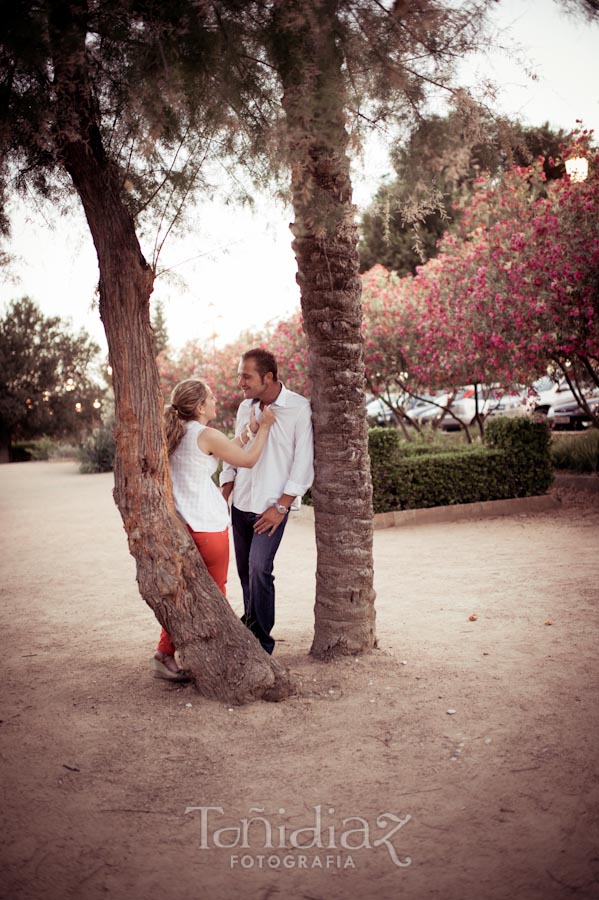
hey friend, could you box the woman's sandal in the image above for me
[150,656,191,682]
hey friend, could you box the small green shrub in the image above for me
[485,417,553,495]
[551,429,599,473]
[51,441,79,459]
[28,437,57,459]
[485,416,550,455]
[10,437,56,461]
[368,428,401,510]
[368,427,402,461]
[78,423,115,473]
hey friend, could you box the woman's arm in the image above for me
[231,405,258,448]
[197,406,275,467]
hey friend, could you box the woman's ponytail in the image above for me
[163,379,208,455]
[164,404,186,455]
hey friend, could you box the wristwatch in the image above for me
[274,502,289,515]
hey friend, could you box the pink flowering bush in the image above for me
[361,129,599,432]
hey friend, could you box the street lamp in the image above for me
[565,156,589,183]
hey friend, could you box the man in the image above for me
[220,349,314,654]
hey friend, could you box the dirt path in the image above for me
[1,461,598,900]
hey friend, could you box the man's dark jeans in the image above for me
[231,505,289,655]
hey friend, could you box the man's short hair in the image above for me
[242,348,278,381]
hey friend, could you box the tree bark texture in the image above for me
[270,0,377,658]
[48,0,293,703]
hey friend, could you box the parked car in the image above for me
[486,388,530,419]
[527,378,580,416]
[369,384,536,431]
[407,386,519,431]
[546,392,599,429]
[365,393,406,425]
[436,386,526,431]
[411,392,451,426]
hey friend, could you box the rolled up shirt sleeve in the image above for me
[219,464,236,486]
[283,401,314,498]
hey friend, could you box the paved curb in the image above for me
[296,493,561,529]
[371,494,561,529]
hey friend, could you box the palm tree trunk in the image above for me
[270,0,377,658]
[48,0,293,703]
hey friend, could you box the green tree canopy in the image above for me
[0,297,104,460]
[358,115,569,275]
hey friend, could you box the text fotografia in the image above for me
[185,805,412,868]
[230,853,355,871]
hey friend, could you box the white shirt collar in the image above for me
[253,382,289,408]
[271,382,289,407]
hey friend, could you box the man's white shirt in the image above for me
[220,384,314,514]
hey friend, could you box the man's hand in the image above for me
[221,482,234,503]
[253,505,286,537]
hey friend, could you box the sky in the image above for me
[1,0,598,355]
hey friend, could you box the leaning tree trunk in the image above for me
[48,0,293,703]
[270,0,376,658]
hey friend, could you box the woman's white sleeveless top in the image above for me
[169,421,230,532]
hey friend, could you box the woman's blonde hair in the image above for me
[164,379,208,455]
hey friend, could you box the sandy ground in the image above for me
[1,460,598,900]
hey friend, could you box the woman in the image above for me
[152,378,274,681]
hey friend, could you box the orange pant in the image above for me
[156,527,229,656]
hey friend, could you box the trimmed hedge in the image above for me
[369,419,553,513]
[485,417,553,497]
[375,447,513,511]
